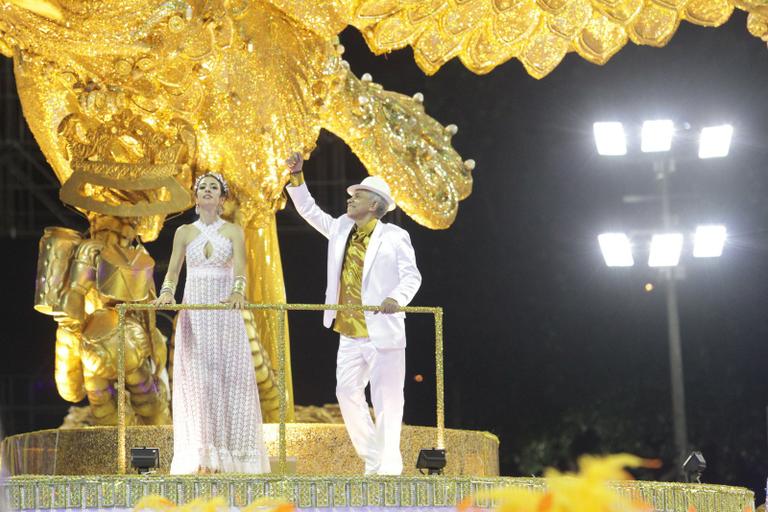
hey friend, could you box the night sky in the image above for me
[2,10,768,500]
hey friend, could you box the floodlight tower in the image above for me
[593,120,732,477]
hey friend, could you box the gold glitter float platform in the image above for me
[0,474,754,511]
[0,426,755,511]
[0,424,499,477]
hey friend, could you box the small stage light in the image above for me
[416,448,446,475]
[130,447,159,474]
[682,451,706,483]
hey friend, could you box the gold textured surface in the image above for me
[0,473,754,511]
[0,0,473,418]
[97,245,155,302]
[57,109,195,225]
[240,308,282,423]
[1,0,762,83]
[34,226,82,316]
[34,220,171,428]
[351,0,766,78]
[0,424,498,477]
[293,403,346,423]
[0,0,474,225]
[244,221,295,422]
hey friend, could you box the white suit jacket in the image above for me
[287,183,422,349]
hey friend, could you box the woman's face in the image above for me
[196,176,225,207]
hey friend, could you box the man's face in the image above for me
[347,190,377,220]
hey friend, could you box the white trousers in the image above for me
[336,335,406,475]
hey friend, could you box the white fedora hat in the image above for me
[347,176,396,212]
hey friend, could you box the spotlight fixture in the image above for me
[641,120,674,153]
[416,448,446,475]
[593,122,627,156]
[648,233,684,267]
[682,451,706,483]
[130,447,159,475]
[597,233,634,267]
[698,125,733,159]
[693,225,727,258]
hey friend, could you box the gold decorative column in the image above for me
[245,217,294,421]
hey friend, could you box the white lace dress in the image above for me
[169,218,270,474]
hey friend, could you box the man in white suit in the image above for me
[285,152,422,475]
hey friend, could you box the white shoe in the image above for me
[376,469,402,476]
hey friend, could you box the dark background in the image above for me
[2,12,768,500]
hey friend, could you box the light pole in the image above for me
[594,120,731,477]
[657,158,688,473]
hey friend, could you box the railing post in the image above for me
[276,304,287,474]
[117,304,127,475]
[434,308,445,450]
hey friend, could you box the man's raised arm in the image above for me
[285,152,334,239]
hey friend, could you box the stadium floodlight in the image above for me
[648,233,684,267]
[641,120,674,153]
[693,225,726,258]
[698,125,733,159]
[593,122,627,156]
[598,233,634,267]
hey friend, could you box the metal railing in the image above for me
[115,303,444,475]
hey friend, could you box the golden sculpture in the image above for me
[35,217,172,424]
[4,0,760,81]
[0,0,474,420]
[352,0,768,79]
[0,0,764,422]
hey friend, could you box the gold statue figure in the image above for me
[35,215,171,425]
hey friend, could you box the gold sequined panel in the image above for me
[349,0,765,79]
[261,0,352,37]
[0,424,499,476]
[0,0,340,231]
[0,0,473,229]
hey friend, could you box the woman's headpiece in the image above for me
[194,172,229,196]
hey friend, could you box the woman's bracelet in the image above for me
[232,275,247,296]
[160,278,176,297]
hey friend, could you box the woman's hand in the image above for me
[153,292,176,306]
[223,291,246,309]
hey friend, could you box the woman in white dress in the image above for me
[154,173,270,474]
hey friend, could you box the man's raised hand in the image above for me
[286,152,303,174]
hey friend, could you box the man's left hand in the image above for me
[378,297,399,314]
